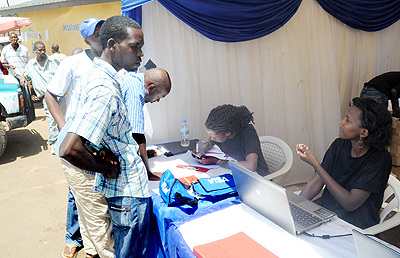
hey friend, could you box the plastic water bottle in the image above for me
[180,119,190,147]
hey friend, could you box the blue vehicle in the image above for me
[0,75,35,157]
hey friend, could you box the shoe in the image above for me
[50,144,55,155]
[61,244,80,258]
[86,254,100,258]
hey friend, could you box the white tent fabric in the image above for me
[140,0,400,186]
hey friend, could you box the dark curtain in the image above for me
[316,0,400,31]
[121,0,400,42]
[157,0,302,42]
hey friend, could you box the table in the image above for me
[147,151,361,258]
[147,150,238,258]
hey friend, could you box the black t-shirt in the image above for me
[216,124,269,176]
[364,71,400,98]
[314,138,391,229]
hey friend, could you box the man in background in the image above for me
[51,43,67,61]
[1,33,30,78]
[121,68,171,181]
[360,71,400,117]
[20,41,64,155]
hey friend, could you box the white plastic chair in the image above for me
[259,136,293,181]
[364,174,400,235]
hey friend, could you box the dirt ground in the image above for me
[0,102,86,258]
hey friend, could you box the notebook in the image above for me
[352,229,400,258]
[230,162,336,235]
[156,139,199,156]
[193,231,279,258]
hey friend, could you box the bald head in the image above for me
[51,44,59,54]
[144,68,171,103]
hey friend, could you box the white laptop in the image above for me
[352,229,400,258]
[230,162,336,235]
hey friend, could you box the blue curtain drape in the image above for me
[316,0,400,31]
[121,0,154,25]
[157,0,302,42]
[121,0,400,42]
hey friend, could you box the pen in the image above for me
[196,141,199,155]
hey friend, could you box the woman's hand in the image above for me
[296,143,319,168]
[196,156,220,165]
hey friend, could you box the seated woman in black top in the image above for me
[296,97,393,229]
[195,104,269,176]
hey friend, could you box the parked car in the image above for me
[0,75,36,157]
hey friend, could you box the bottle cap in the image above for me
[182,119,186,123]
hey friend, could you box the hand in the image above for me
[9,64,15,70]
[19,76,27,86]
[196,156,220,165]
[148,171,163,181]
[296,143,319,168]
[147,149,157,158]
[97,149,119,166]
[192,141,209,158]
[103,165,120,179]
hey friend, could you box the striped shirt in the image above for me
[68,58,150,198]
[120,71,145,134]
[22,55,60,98]
[1,43,30,76]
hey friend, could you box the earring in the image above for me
[356,136,364,149]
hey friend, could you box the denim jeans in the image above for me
[107,196,150,258]
[65,189,83,247]
[360,86,388,107]
[42,96,66,145]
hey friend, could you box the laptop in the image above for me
[230,162,336,235]
[352,229,400,258]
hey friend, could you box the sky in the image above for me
[0,0,31,9]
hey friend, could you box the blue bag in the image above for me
[159,169,198,207]
[192,173,237,199]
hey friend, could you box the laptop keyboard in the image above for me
[289,203,322,228]
[314,208,335,220]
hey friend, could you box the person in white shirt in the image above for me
[0,33,30,78]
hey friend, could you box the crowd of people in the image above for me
[0,13,396,258]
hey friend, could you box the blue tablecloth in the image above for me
[149,190,240,258]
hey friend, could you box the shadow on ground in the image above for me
[0,128,48,165]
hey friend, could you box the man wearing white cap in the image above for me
[45,18,112,258]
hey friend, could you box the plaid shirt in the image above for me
[1,43,30,76]
[120,71,145,134]
[22,55,60,98]
[68,58,150,198]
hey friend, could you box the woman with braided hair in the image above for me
[195,104,269,176]
[296,97,393,229]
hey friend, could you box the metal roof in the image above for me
[0,0,118,15]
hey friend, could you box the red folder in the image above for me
[193,232,279,258]
[176,164,210,173]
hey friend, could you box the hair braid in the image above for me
[205,104,254,134]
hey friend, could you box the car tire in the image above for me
[22,83,36,124]
[0,122,7,157]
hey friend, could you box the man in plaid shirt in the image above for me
[60,16,150,258]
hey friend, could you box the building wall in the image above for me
[19,1,120,56]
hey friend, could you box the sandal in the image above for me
[61,243,80,258]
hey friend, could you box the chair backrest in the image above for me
[363,174,400,235]
[259,136,293,181]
